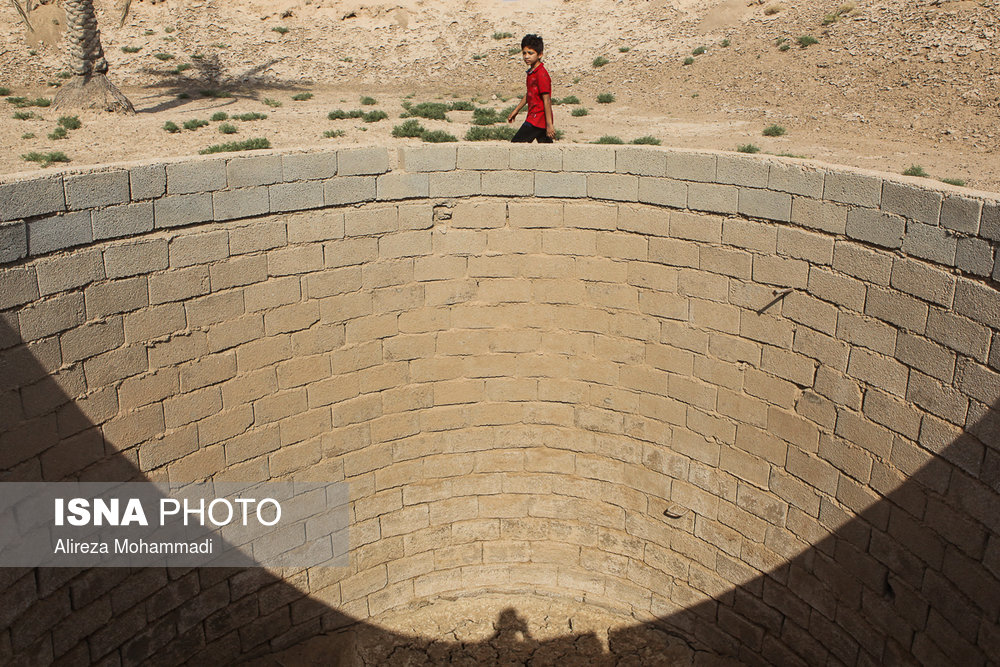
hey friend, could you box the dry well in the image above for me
[1,144,999,666]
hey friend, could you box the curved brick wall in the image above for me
[1,145,999,666]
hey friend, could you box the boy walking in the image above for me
[507,34,556,142]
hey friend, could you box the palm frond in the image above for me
[9,0,34,32]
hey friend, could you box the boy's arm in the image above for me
[507,95,527,123]
[542,93,555,138]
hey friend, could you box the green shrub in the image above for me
[6,96,26,105]
[362,110,388,123]
[472,107,504,125]
[58,115,82,130]
[328,109,363,120]
[508,46,521,55]
[619,46,630,53]
[737,144,761,153]
[211,111,228,121]
[631,136,661,145]
[13,110,34,120]
[762,124,786,137]
[199,137,271,154]
[121,46,141,53]
[692,46,707,56]
[683,56,695,65]
[597,93,615,104]
[21,132,34,139]
[720,39,731,47]
[47,127,68,140]
[323,129,346,138]
[182,119,209,130]
[272,26,289,34]
[199,89,234,98]
[339,56,353,62]
[154,52,174,61]
[593,135,624,144]
[235,112,268,121]
[145,29,155,35]
[32,98,51,107]
[422,130,458,143]
[448,100,474,111]
[292,92,313,101]
[941,177,966,187]
[191,53,205,60]
[263,98,282,107]
[0,87,10,96]
[392,119,426,138]
[360,96,377,105]
[9,97,52,108]
[592,56,610,67]
[493,31,513,39]
[465,125,516,141]
[22,151,69,167]
[472,54,485,61]
[797,35,819,47]
[778,43,790,52]
[903,165,929,178]
[401,101,449,120]
[163,121,181,133]
[171,63,191,74]
[571,107,589,117]
[218,123,238,134]
[165,26,175,33]
[554,95,579,105]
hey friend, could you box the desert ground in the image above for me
[0,0,998,192]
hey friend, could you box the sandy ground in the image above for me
[0,0,998,192]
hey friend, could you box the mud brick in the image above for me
[166,158,227,194]
[823,169,881,207]
[481,170,533,196]
[688,182,738,214]
[282,151,338,180]
[429,171,481,197]
[940,194,982,234]
[790,196,847,234]
[0,176,65,222]
[845,207,904,248]
[338,147,390,176]
[832,241,892,285]
[129,163,166,200]
[637,176,687,208]
[456,144,509,170]
[18,292,84,341]
[213,187,270,221]
[84,275,148,318]
[26,210,92,255]
[534,171,586,198]
[376,173,429,200]
[739,188,791,222]
[324,175,376,205]
[35,248,104,295]
[890,257,956,307]
[664,151,716,182]
[588,173,638,201]
[955,236,994,276]
[270,181,324,212]
[954,278,1000,329]
[882,180,941,225]
[864,285,928,333]
[902,221,958,265]
[104,238,169,278]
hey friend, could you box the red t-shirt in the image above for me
[525,62,552,128]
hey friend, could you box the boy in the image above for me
[506,34,555,142]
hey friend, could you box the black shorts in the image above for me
[511,122,553,143]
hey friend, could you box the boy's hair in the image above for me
[521,34,544,54]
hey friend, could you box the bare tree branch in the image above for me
[119,0,131,28]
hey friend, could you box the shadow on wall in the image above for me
[1,315,999,666]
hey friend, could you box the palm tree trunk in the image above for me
[53,0,134,113]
